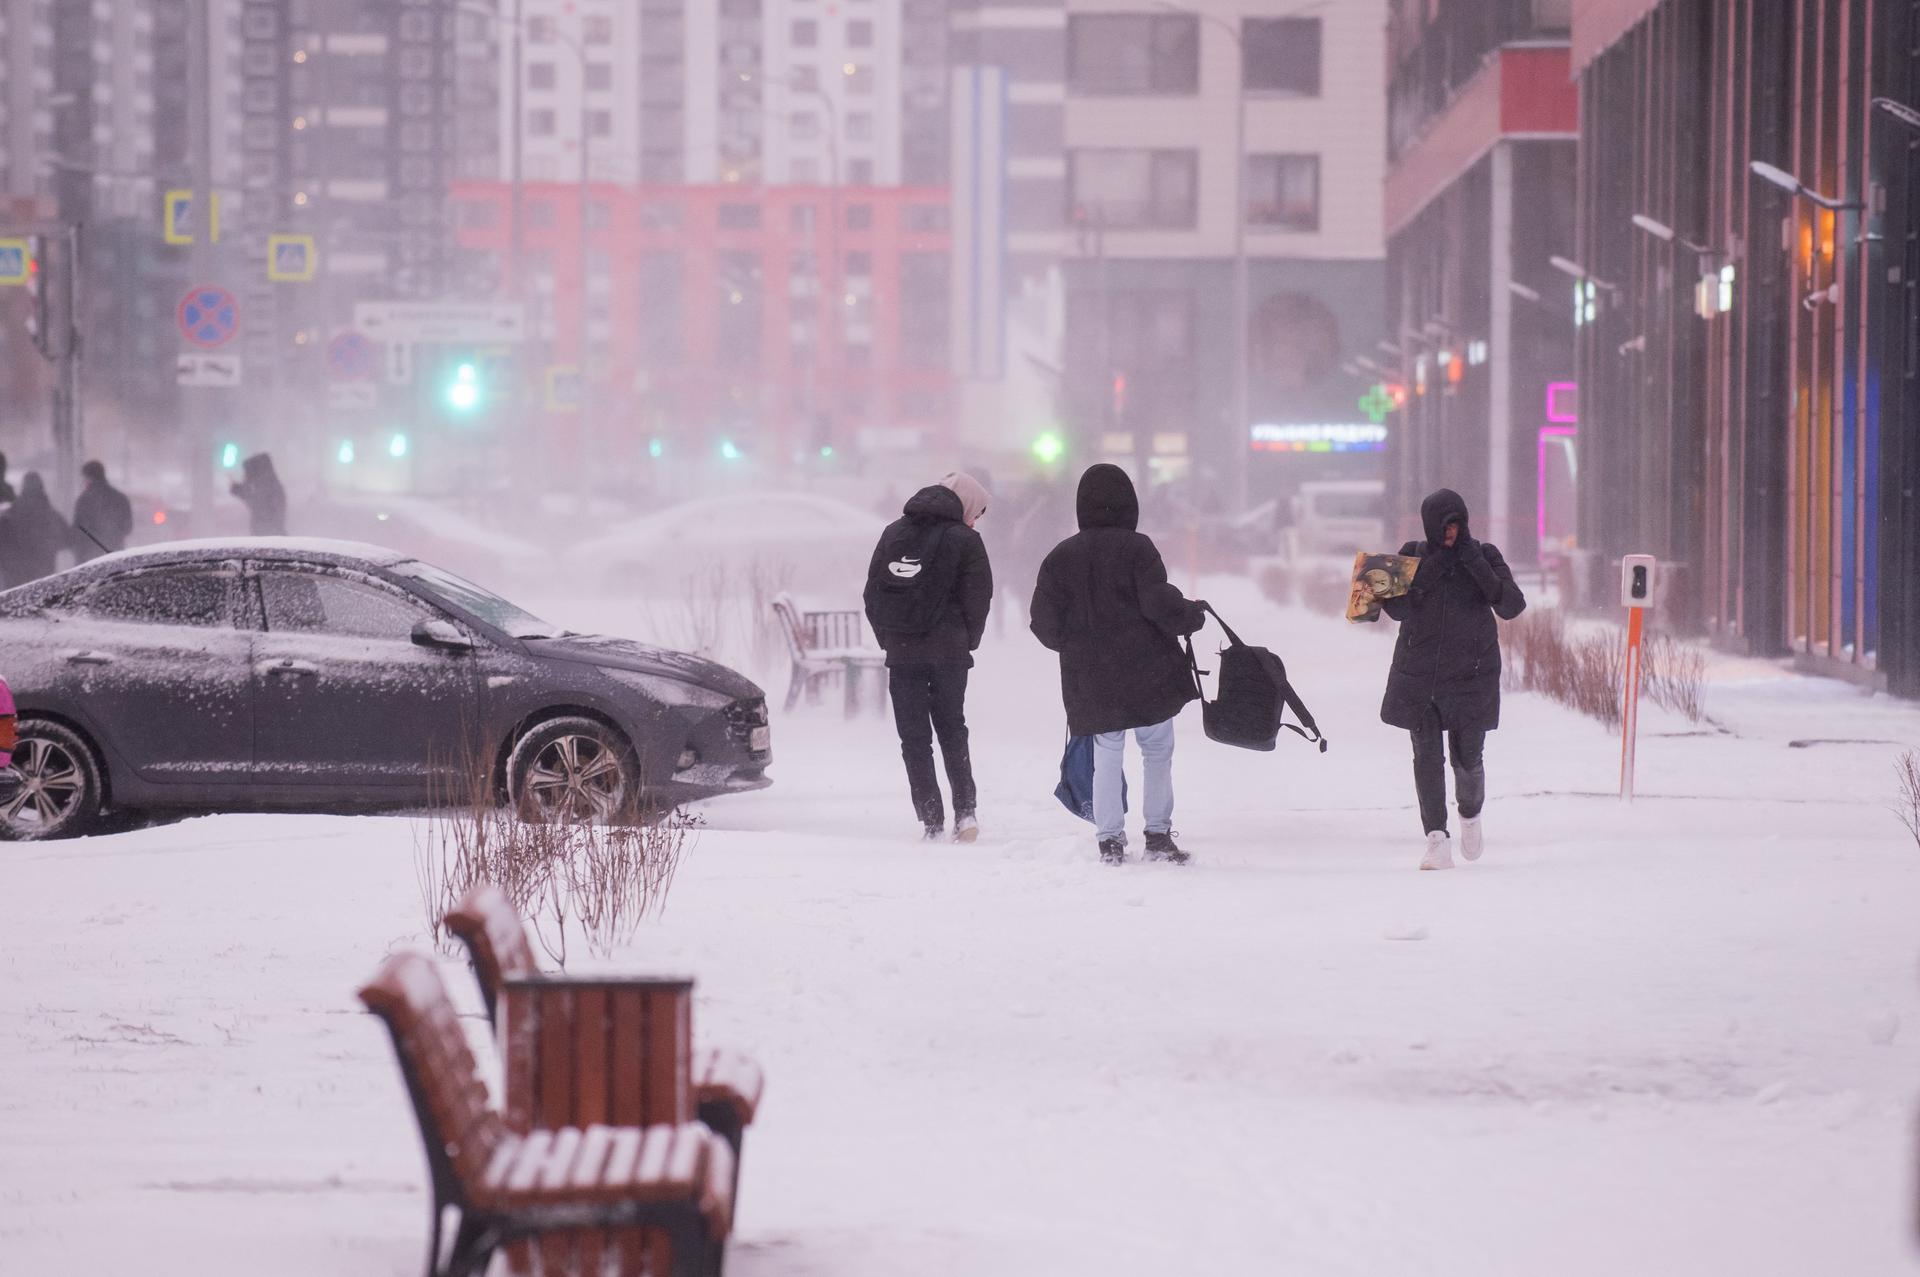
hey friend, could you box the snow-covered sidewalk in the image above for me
[3,581,1918,1275]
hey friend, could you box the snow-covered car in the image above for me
[0,539,772,840]
[0,674,18,808]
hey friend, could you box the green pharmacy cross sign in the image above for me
[1358,382,1395,424]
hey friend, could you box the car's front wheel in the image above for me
[506,716,639,824]
[0,719,105,841]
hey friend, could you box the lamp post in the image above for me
[784,82,843,462]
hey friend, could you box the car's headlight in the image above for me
[604,667,732,708]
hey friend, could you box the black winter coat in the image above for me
[864,484,993,667]
[1379,488,1527,733]
[72,480,133,559]
[0,479,71,588]
[1030,464,1206,736]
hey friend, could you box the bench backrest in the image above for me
[803,609,867,651]
[444,883,541,1026]
[770,592,810,661]
[358,951,507,1205]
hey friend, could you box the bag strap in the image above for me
[1183,633,1208,700]
[1278,681,1330,754]
[1201,602,1244,648]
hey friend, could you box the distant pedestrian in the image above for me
[230,452,288,536]
[0,473,73,588]
[0,452,16,506]
[863,472,993,841]
[1378,488,1527,871]
[71,460,133,561]
[1030,464,1207,865]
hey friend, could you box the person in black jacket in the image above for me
[72,460,134,561]
[0,472,72,588]
[1030,464,1207,865]
[864,472,993,841]
[1379,488,1527,870]
[231,452,288,536]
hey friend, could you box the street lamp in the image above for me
[1748,159,1863,211]
[1507,280,1543,305]
[1630,212,1720,260]
[1875,97,1920,133]
[1549,255,1621,293]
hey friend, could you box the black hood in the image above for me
[1421,488,1470,547]
[526,634,762,701]
[1076,464,1139,531]
[902,484,965,523]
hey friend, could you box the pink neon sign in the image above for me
[1546,381,1578,424]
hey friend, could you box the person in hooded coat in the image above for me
[0,473,73,588]
[1379,488,1527,870]
[1030,464,1207,865]
[863,472,993,841]
[231,452,288,536]
[71,460,134,561]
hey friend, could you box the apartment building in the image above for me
[1054,0,1389,508]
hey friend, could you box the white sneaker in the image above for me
[1419,831,1453,871]
[953,814,979,843]
[1460,815,1484,862]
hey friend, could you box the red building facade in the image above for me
[449,182,953,471]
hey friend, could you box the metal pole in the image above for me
[186,0,216,525]
[1230,56,1249,515]
[56,222,81,502]
[575,32,591,513]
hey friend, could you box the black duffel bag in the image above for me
[1186,606,1328,753]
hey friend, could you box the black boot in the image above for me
[1144,831,1190,864]
[1097,837,1126,865]
[922,821,945,841]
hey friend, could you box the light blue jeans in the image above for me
[1092,717,1176,843]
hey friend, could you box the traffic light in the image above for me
[719,438,742,461]
[443,360,482,413]
[648,438,665,459]
[220,442,241,469]
[1031,431,1066,465]
[336,440,355,465]
[389,432,409,458]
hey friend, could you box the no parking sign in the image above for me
[177,285,239,349]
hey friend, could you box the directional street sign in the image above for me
[178,285,240,349]
[326,331,378,382]
[327,383,377,411]
[353,301,525,344]
[268,234,317,282]
[177,353,242,387]
[0,239,29,286]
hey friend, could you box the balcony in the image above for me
[1388,0,1571,161]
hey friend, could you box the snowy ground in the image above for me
[3,575,1919,1274]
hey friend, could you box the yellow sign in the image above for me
[163,189,221,245]
[0,239,30,286]
[267,234,317,282]
[545,366,583,413]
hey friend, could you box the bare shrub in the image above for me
[744,555,797,677]
[1257,563,1294,608]
[413,743,699,965]
[1896,750,1920,853]
[1498,610,1706,729]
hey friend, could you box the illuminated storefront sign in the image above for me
[1249,422,1389,454]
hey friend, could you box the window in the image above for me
[458,200,499,228]
[848,158,873,183]
[1067,15,1197,95]
[528,108,556,137]
[718,202,762,229]
[848,18,873,46]
[1246,153,1319,230]
[902,204,947,233]
[589,109,613,137]
[792,18,817,46]
[260,572,430,640]
[585,62,613,91]
[528,200,557,228]
[845,250,872,276]
[792,204,817,232]
[845,63,874,94]
[640,201,682,229]
[528,62,556,91]
[583,14,614,44]
[846,111,873,142]
[790,64,820,92]
[845,203,873,230]
[1242,17,1320,96]
[528,16,555,43]
[1068,149,1198,230]
[791,111,821,140]
[77,571,232,628]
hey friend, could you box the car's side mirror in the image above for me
[411,618,474,652]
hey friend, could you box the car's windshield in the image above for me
[390,560,564,639]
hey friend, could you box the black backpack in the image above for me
[863,518,958,639]
[1187,606,1328,753]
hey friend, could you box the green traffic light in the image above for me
[719,439,742,461]
[337,440,355,465]
[648,438,665,459]
[1031,431,1066,465]
[445,362,481,412]
[389,433,409,458]
[220,443,240,469]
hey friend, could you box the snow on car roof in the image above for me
[92,537,411,568]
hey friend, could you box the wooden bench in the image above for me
[771,592,888,717]
[445,887,765,1187]
[358,951,733,1277]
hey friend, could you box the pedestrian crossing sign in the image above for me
[0,239,29,286]
[163,189,221,245]
[268,234,317,282]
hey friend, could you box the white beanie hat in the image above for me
[940,471,991,524]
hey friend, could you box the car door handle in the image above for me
[65,650,114,666]
[260,659,319,678]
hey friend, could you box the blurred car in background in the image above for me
[572,491,883,596]
[1281,480,1387,562]
[297,493,545,591]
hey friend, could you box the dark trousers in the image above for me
[1409,701,1486,835]
[889,663,976,828]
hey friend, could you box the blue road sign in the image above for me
[326,331,378,382]
[178,284,239,349]
[0,240,29,286]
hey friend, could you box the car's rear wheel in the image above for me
[0,719,105,841]
[506,716,639,824]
